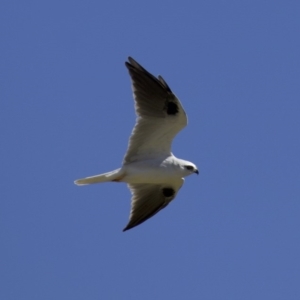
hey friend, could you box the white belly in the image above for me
[122,161,180,184]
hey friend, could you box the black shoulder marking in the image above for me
[162,188,175,198]
[165,101,179,115]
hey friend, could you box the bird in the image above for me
[74,57,198,231]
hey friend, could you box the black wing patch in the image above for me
[164,101,179,115]
[123,185,177,231]
[162,187,175,198]
[125,57,179,117]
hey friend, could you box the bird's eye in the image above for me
[185,165,194,171]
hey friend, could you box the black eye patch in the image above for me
[185,165,194,171]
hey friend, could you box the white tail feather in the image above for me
[74,168,123,185]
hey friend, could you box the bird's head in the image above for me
[178,160,199,177]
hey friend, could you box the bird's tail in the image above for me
[74,168,124,185]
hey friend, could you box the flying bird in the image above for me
[75,57,198,231]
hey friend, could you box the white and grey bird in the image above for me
[75,57,198,231]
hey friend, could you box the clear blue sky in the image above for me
[1,1,300,299]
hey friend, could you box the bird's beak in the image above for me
[194,170,199,175]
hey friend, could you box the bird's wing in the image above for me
[123,179,184,231]
[123,57,188,164]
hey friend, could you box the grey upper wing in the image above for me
[123,57,188,164]
[123,180,184,231]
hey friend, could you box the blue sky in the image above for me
[1,1,300,299]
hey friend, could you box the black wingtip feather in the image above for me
[125,57,173,94]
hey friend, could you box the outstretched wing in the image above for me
[123,57,187,164]
[123,179,184,231]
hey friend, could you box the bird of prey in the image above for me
[74,57,198,231]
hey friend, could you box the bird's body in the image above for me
[121,156,190,184]
[75,57,198,231]
[76,156,193,185]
